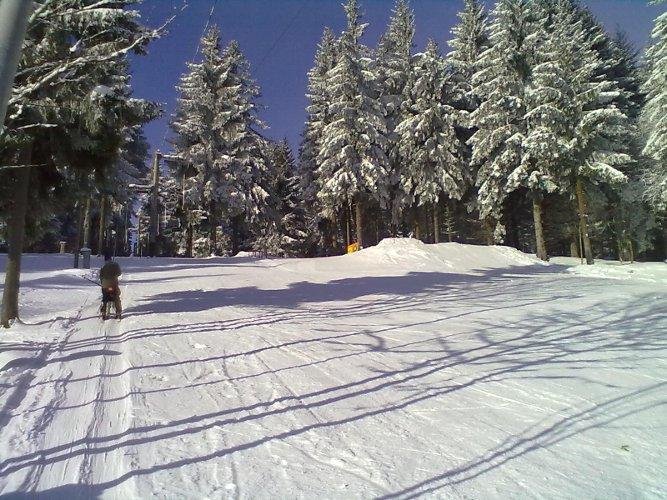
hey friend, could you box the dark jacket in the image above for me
[100,261,121,287]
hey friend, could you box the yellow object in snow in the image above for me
[347,242,360,254]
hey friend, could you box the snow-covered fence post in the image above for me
[0,0,31,132]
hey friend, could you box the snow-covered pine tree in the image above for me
[396,40,468,243]
[299,27,339,253]
[446,0,490,245]
[316,0,389,248]
[468,0,540,247]
[375,0,415,225]
[557,2,632,265]
[171,27,266,256]
[601,30,657,260]
[254,140,308,257]
[641,1,667,208]
[1,0,162,327]
[448,0,490,114]
[504,0,570,261]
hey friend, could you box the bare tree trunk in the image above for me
[433,202,440,244]
[532,196,548,261]
[346,201,351,248]
[97,194,107,255]
[628,239,635,263]
[575,177,594,265]
[73,201,85,268]
[483,217,494,246]
[355,196,364,248]
[413,205,421,241]
[1,149,31,327]
[186,223,194,258]
[570,238,579,258]
[210,214,218,256]
[445,201,454,243]
[124,206,130,256]
[82,196,92,249]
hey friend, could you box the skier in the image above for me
[100,250,122,319]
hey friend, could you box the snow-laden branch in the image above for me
[0,163,48,172]
[8,15,175,110]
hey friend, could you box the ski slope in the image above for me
[0,239,665,499]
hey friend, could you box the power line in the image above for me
[194,0,221,60]
[255,2,307,72]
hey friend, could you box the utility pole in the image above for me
[148,150,162,257]
[0,0,32,132]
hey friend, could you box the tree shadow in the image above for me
[1,264,664,497]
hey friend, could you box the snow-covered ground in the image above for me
[0,239,665,499]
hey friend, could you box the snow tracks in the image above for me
[0,283,137,498]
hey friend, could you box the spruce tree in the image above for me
[396,40,468,242]
[560,3,632,264]
[448,0,490,114]
[316,0,389,248]
[641,1,667,208]
[1,0,162,327]
[469,0,540,248]
[255,141,308,257]
[299,27,339,252]
[171,27,266,256]
[375,0,415,224]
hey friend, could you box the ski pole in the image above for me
[81,276,101,287]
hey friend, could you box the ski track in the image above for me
[1,245,666,499]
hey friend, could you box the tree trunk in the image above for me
[413,205,421,241]
[355,196,364,248]
[82,196,92,249]
[73,201,85,268]
[570,239,579,258]
[97,194,107,255]
[445,201,454,243]
[346,201,351,248]
[628,239,635,264]
[186,223,194,258]
[124,206,130,256]
[532,196,548,261]
[575,176,594,265]
[1,151,31,327]
[210,214,217,256]
[433,202,440,244]
[483,218,494,246]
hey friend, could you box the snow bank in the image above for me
[552,256,667,284]
[352,238,544,272]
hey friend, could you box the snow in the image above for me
[1,240,666,498]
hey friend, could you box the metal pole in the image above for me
[0,0,32,132]
[149,150,161,256]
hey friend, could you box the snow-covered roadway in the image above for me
[1,240,665,499]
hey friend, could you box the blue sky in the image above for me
[130,0,663,157]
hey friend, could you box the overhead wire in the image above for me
[255,1,308,72]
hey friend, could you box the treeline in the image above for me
[0,1,164,326]
[2,0,666,324]
[159,0,666,261]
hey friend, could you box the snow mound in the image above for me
[353,238,544,272]
[551,257,667,284]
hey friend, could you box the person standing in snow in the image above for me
[100,250,122,319]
